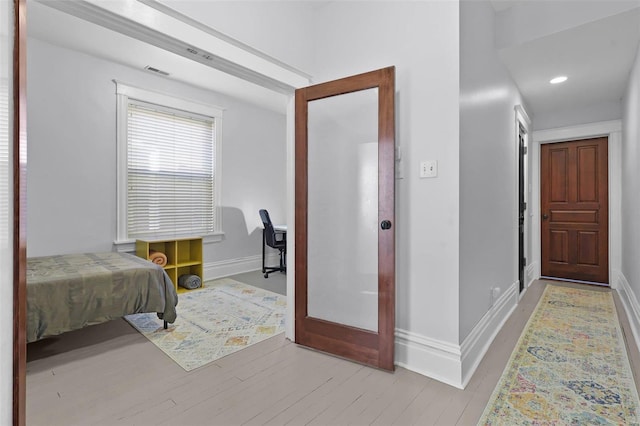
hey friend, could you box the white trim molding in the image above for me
[395,281,518,389]
[203,253,280,282]
[37,0,311,93]
[531,120,622,286]
[461,281,518,388]
[515,104,532,128]
[395,329,464,389]
[285,96,296,341]
[114,80,225,117]
[515,104,533,293]
[533,120,622,143]
[615,272,640,354]
[526,262,537,289]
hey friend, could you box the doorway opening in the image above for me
[518,123,527,293]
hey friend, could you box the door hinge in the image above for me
[523,146,528,155]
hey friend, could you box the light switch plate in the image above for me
[420,160,437,178]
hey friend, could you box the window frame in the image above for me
[114,81,224,250]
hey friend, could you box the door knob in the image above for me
[381,220,392,230]
[542,214,549,220]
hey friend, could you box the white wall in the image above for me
[459,0,525,341]
[534,100,623,131]
[0,0,13,421]
[621,41,640,336]
[26,38,287,267]
[162,0,318,75]
[309,1,462,375]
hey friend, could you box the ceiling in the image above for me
[26,0,291,113]
[489,0,515,13]
[494,1,640,120]
[27,0,640,122]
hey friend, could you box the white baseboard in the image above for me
[611,268,622,290]
[203,253,280,281]
[460,281,518,388]
[395,329,463,389]
[526,262,538,288]
[395,282,518,389]
[615,272,640,354]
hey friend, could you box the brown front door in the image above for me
[541,137,609,284]
[295,67,395,371]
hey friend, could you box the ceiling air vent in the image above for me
[144,66,170,76]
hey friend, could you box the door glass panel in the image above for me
[307,88,378,332]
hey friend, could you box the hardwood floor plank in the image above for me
[262,356,365,426]
[212,361,338,425]
[25,277,640,426]
[366,371,431,425]
[107,397,178,425]
[390,379,451,425]
[161,344,338,424]
[326,367,410,425]
[432,390,474,425]
[455,395,492,425]
[303,366,386,425]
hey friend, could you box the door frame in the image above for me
[531,120,622,288]
[12,0,27,424]
[514,105,531,295]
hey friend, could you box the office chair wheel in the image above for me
[264,273,269,278]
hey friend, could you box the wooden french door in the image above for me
[295,67,395,371]
[541,137,609,284]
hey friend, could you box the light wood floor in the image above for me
[26,277,640,425]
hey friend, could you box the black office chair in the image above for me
[259,209,286,278]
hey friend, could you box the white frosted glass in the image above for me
[307,88,378,332]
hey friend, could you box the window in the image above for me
[115,82,223,246]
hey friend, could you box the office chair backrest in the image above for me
[259,209,279,247]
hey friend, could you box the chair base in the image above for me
[262,266,286,279]
[262,249,286,278]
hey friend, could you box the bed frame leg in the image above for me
[164,320,168,329]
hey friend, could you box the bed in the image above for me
[27,252,178,343]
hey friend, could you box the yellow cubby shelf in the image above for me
[135,237,203,292]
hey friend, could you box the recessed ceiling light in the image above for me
[550,76,568,84]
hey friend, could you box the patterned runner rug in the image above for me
[125,278,286,371]
[478,285,640,425]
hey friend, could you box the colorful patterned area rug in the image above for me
[124,278,286,371]
[478,285,640,425]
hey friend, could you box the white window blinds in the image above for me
[126,101,215,239]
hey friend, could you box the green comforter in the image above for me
[27,252,178,343]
